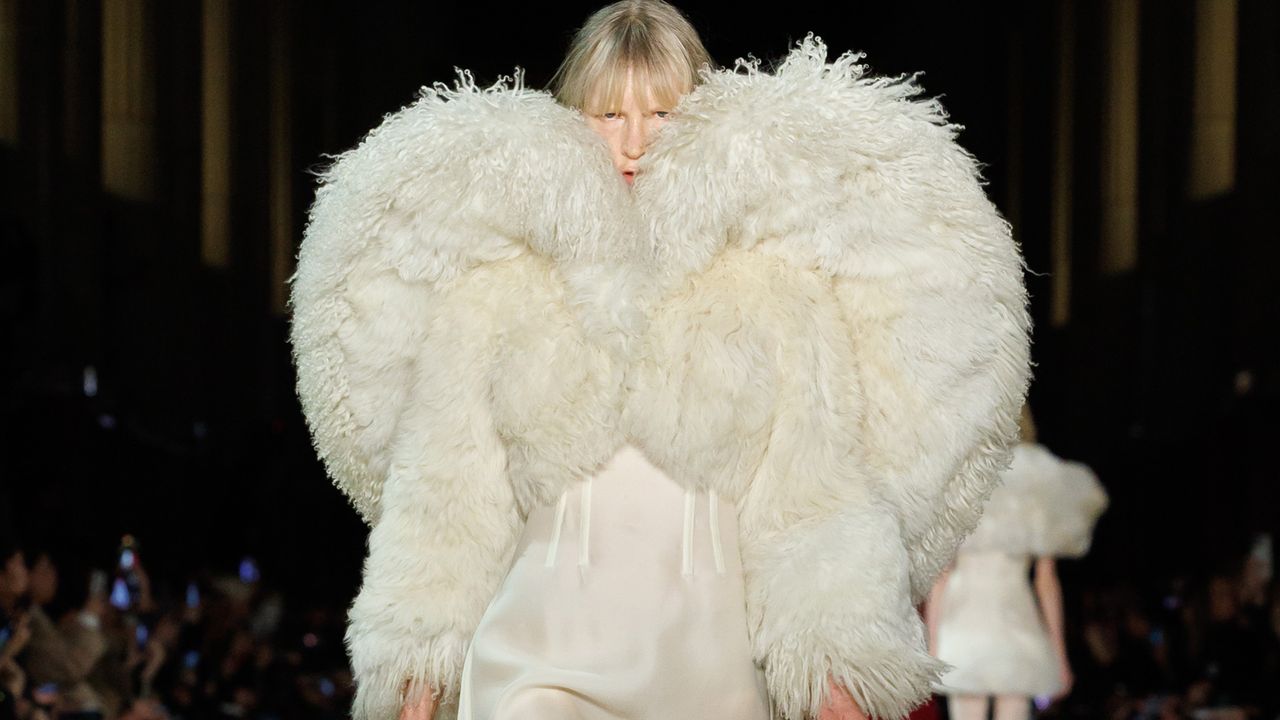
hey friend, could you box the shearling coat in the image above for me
[289,37,1031,720]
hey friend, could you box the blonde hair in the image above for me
[549,0,714,113]
[1019,404,1038,444]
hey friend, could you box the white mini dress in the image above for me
[457,444,773,720]
[934,443,1108,697]
[934,550,1060,696]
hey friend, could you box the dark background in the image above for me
[2,0,1277,612]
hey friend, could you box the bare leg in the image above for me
[993,695,1030,720]
[947,694,989,720]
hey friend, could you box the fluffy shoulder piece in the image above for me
[633,37,1031,718]
[962,442,1109,557]
[640,35,1032,602]
[289,72,635,524]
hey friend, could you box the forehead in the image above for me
[583,64,688,113]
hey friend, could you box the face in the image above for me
[584,70,678,186]
[0,551,29,597]
[29,553,58,604]
[1208,576,1237,622]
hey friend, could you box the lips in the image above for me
[622,170,636,185]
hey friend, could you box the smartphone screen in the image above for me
[239,557,260,584]
[110,577,131,611]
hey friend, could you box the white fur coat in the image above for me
[290,37,1031,720]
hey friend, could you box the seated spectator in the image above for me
[17,550,108,719]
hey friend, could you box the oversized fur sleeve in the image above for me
[961,443,1109,557]
[638,37,1031,718]
[288,74,632,719]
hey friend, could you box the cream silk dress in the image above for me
[457,444,773,720]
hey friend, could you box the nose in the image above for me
[622,120,646,160]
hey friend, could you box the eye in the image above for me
[655,111,671,119]
[601,112,619,120]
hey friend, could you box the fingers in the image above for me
[819,677,869,720]
[398,691,437,720]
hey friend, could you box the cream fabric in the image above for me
[934,552,1059,697]
[457,445,772,720]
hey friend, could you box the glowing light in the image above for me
[110,577,131,609]
[239,557,260,583]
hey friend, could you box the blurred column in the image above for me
[268,0,293,315]
[1100,0,1140,275]
[1187,0,1237,200]
[101,0,158,201]
[0,0,17,144]
[201,0,231,268]
[1050,2,1075,327]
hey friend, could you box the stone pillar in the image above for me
[1187,0,1237,200]
[1100,0,1140,275]
[101,0,158,201]
[200,0,232,268]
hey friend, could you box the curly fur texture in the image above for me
[290,36,1031,720]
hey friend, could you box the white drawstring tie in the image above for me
[545,492,568,568]
[578,477,592,568]
[544,479,594,570]
[681,488,696,575]
[708,489,726,575]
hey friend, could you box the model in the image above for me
[289,2,1032,719]
[928,411,1109,720]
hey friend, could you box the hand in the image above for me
[819,676,869,720]
[1053,663,1074,700]
[398,679,438,720]
[1,613,33,659]
[83,590,109,620]
[152,614,182,647]
[0,656,26,696]
[141,640,167,683]
[134,562,157,613]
